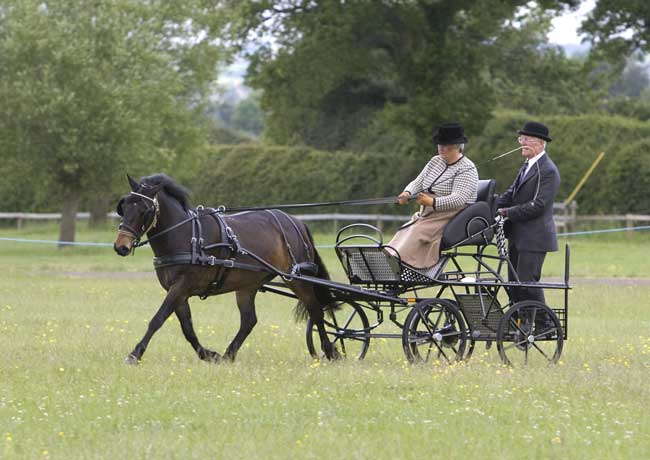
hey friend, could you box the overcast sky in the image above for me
[547,0,595,45]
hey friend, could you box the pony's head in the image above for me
[114,173,191,256]
[113,174,163,256]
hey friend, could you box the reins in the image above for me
[215,146,523,213]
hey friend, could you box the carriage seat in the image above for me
[440,179,497,250]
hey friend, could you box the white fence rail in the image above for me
[2,202,649,238]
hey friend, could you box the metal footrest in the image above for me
[456,292,503,338]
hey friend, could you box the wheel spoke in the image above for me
[436,344,451,363]
[341,310,358,331]
[421,308,443,335]
[424,341,434,362]
[530,341,552,361]
[533,326,557,340]
[509,317,529,336]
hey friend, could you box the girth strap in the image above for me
[153,252,269,272]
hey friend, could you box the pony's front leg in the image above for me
[175,301,222,362]
[125,287,185,364]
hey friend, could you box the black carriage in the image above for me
[279,179,571,366]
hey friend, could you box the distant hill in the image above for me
[216,58,251,103]
[558,42,590,57]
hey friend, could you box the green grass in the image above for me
[1,222,650,458]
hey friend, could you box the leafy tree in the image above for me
[609,55,650,98]
[488,7,607,116]
[223,0,579,157]
[581,0,650,57]
[0,0,228,241]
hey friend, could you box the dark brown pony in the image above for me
[113,174,340,363]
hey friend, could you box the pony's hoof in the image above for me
[328,348,342,361]
[124,354,140,365]
[198,348,222,363]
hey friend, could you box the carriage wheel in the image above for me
[306,300,370,360]
[496,300,563,367]
[402,299,467,364]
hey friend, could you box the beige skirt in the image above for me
[387,207,463,268]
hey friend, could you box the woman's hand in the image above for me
[396,191,411,205]
[416,192,435,208]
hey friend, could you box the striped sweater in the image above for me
[404,155,478,211]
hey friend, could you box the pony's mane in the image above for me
[140,173,191,210]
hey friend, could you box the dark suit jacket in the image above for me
[496,154,560,252]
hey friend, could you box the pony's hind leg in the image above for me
[126,286,185,364]
[311,308,341,360]
[175,301,222,363]
[290,281,341,360]
[223,289,259,362]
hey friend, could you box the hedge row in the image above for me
[3,112,648,215]
[189,145,422,213]
[190,113,650,215]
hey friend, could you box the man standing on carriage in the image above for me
[388,122,479,269]
[496,121,561,304]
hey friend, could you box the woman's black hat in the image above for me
[518,121,552,142]
[432,122,468,145]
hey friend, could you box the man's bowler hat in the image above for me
[432,122,468,145]
[518,121,552,142]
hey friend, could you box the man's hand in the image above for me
[497,208,508,217]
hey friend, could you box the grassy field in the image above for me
[1,222,650,459]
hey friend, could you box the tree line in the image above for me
[1,0,649,241]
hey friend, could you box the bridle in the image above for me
[117,191,160,243]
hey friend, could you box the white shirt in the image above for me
[524,150,546,177]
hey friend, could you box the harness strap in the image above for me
[265,209,298,266]
[273,209,311,256]
[153,253,269,271]
[134,214,195,248]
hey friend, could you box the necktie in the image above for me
[514,160,529,191]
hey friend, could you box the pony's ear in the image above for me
[127,174,139,192]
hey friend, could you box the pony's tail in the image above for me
[294,226,339,322]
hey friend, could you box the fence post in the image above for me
[626,214,633,239]
[16,217,22,229]
[569,201,577,233]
